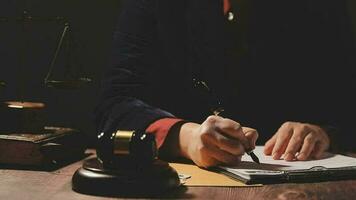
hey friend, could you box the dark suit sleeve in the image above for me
[95,0,175,135]
[322,1,356,152]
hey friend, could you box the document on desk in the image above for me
[218,146,356,184]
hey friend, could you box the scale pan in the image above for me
[45,77,92,89]
[3,101,46,109]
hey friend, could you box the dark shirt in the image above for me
[96,0,356,150]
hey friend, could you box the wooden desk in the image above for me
[1,152,356,200]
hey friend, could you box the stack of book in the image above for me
[0,126,86,167]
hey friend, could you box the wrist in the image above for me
[178,122,200,159]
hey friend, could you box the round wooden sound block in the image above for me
[72,158,181,197]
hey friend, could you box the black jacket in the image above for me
[95,0,355,149]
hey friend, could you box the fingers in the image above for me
[198,117,331,166]
[271,123,293,160]
[197,130,244,168]
[264,134,277,155]
[201,126,245,156]
[264,122,331,161]
[196,115,254,167]
[213,117,250,148]
[284,128,309,161]
[242,127,259,150]
[203,145,242,167]
[296,126,330,161]
[296,133,317,160]
[203,116,259,154]
[203,115,250,148]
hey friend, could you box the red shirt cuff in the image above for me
[223,0,231,14]
[146,118,184,148]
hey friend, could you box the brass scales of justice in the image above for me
[0,4,91,167]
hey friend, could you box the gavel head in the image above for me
[96,130,158,169]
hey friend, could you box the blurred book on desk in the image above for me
[0,126,87,167]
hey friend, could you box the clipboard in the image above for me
[218,146,356,184]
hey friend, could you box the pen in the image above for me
[213,110,260,164]
[193,78,260,164]
[247,151,260,164]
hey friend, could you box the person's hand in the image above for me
[178,115,258,168]
[264,121,330,161]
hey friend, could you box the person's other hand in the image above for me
[264,122,330,161]
[178,115,258,168]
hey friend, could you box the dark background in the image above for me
[0,0,355,145]
[0,0,121,144]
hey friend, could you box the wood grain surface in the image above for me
[1,150,356,200]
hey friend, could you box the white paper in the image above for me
[220,146,356,177]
